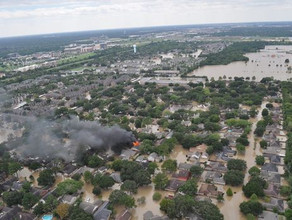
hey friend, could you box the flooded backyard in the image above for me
[190,45,292,81]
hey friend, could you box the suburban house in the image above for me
[197,183,224,198]
[172,170,191,181]
[201,171,225,185]
[165,179,184,192]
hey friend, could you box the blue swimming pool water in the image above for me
[42,215,53,220]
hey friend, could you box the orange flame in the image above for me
[133,141,140,147]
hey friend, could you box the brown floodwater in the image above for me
[131,184,168,220]
[190,45,292,81]
[169,145,189,164]
[216,185,247,220]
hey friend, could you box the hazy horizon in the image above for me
[2,0,292,38]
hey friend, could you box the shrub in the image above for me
[153,192,162,201]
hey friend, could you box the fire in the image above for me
[133,141,140,147]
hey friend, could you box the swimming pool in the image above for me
[42,215,53,220]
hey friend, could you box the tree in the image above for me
[72,173,81,181]
[266,103,273,109]
[44,195,58,213]
[56,179,83,196]
[240,200,263,216]
[193,201,224,220]
[190,165,203,177]
[84,171,93,183]
[69,206,93,220]
[133,169,151,186]
[248,166,260,176]
[160,198,176,218]
[162,159,177,172]
[173,195,196,218]
[153,173,169,190]
[37,169,55,187]
[179,178,197,196]
[236,144,246,154]
[217,194,224,202]
[87,155,104,168]
[147,162,158,175]
[111,159,123,171]
[121,180,138,194]
[227,159,247,171]
[285,209,292,219]
[226,187,233,196]
[43,195,58,213]
[2,191,23,207]
[92,186,101,196]
[22,181,31,193]
[262,108,269,117]
[255,155,265,165]
[33,202,44,216]
[153,192,162,201]
[280,185,291,197]
[109,190,135,208]
[224,170,245,186]
[97,175,115,189]
[243,176,266,198]
[260,140,268,149]
[22,192,39,210]
[236,137,249,146]
[28,161,41,170]
[160,195,196,219]
[8,162,21,175]
[56,203,70,219]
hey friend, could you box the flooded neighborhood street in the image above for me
[219,101,267,219]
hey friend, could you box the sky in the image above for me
[1,0,292,37]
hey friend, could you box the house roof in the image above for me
[261,171,281,185]
[110,172,122,183]
[172,170,190,180]
[178,163,194,171]
[264,184,279,197]
[259,211,284,220]
[143,211,154,220]
[62,195,77,204]
[63,164,77,175]
[263,198,284,212]
[166,179,184,192]
[262,163,278,173]
[93,201,112,220]
[198,184,222,196]
[11,181,23,191]
[270,155,281,164]
[79,201,103,214]
[116,210,131,220]
[0,206,22,220]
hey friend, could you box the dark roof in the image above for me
[165,179,184,192]
[270,155,281,164]
[262,163,278,173]
[63,164,77,175]
[93,201,112,220]
[0,206,22,220]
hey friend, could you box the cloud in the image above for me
[0,0,291,37]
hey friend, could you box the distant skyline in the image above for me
[1,0,292,38]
